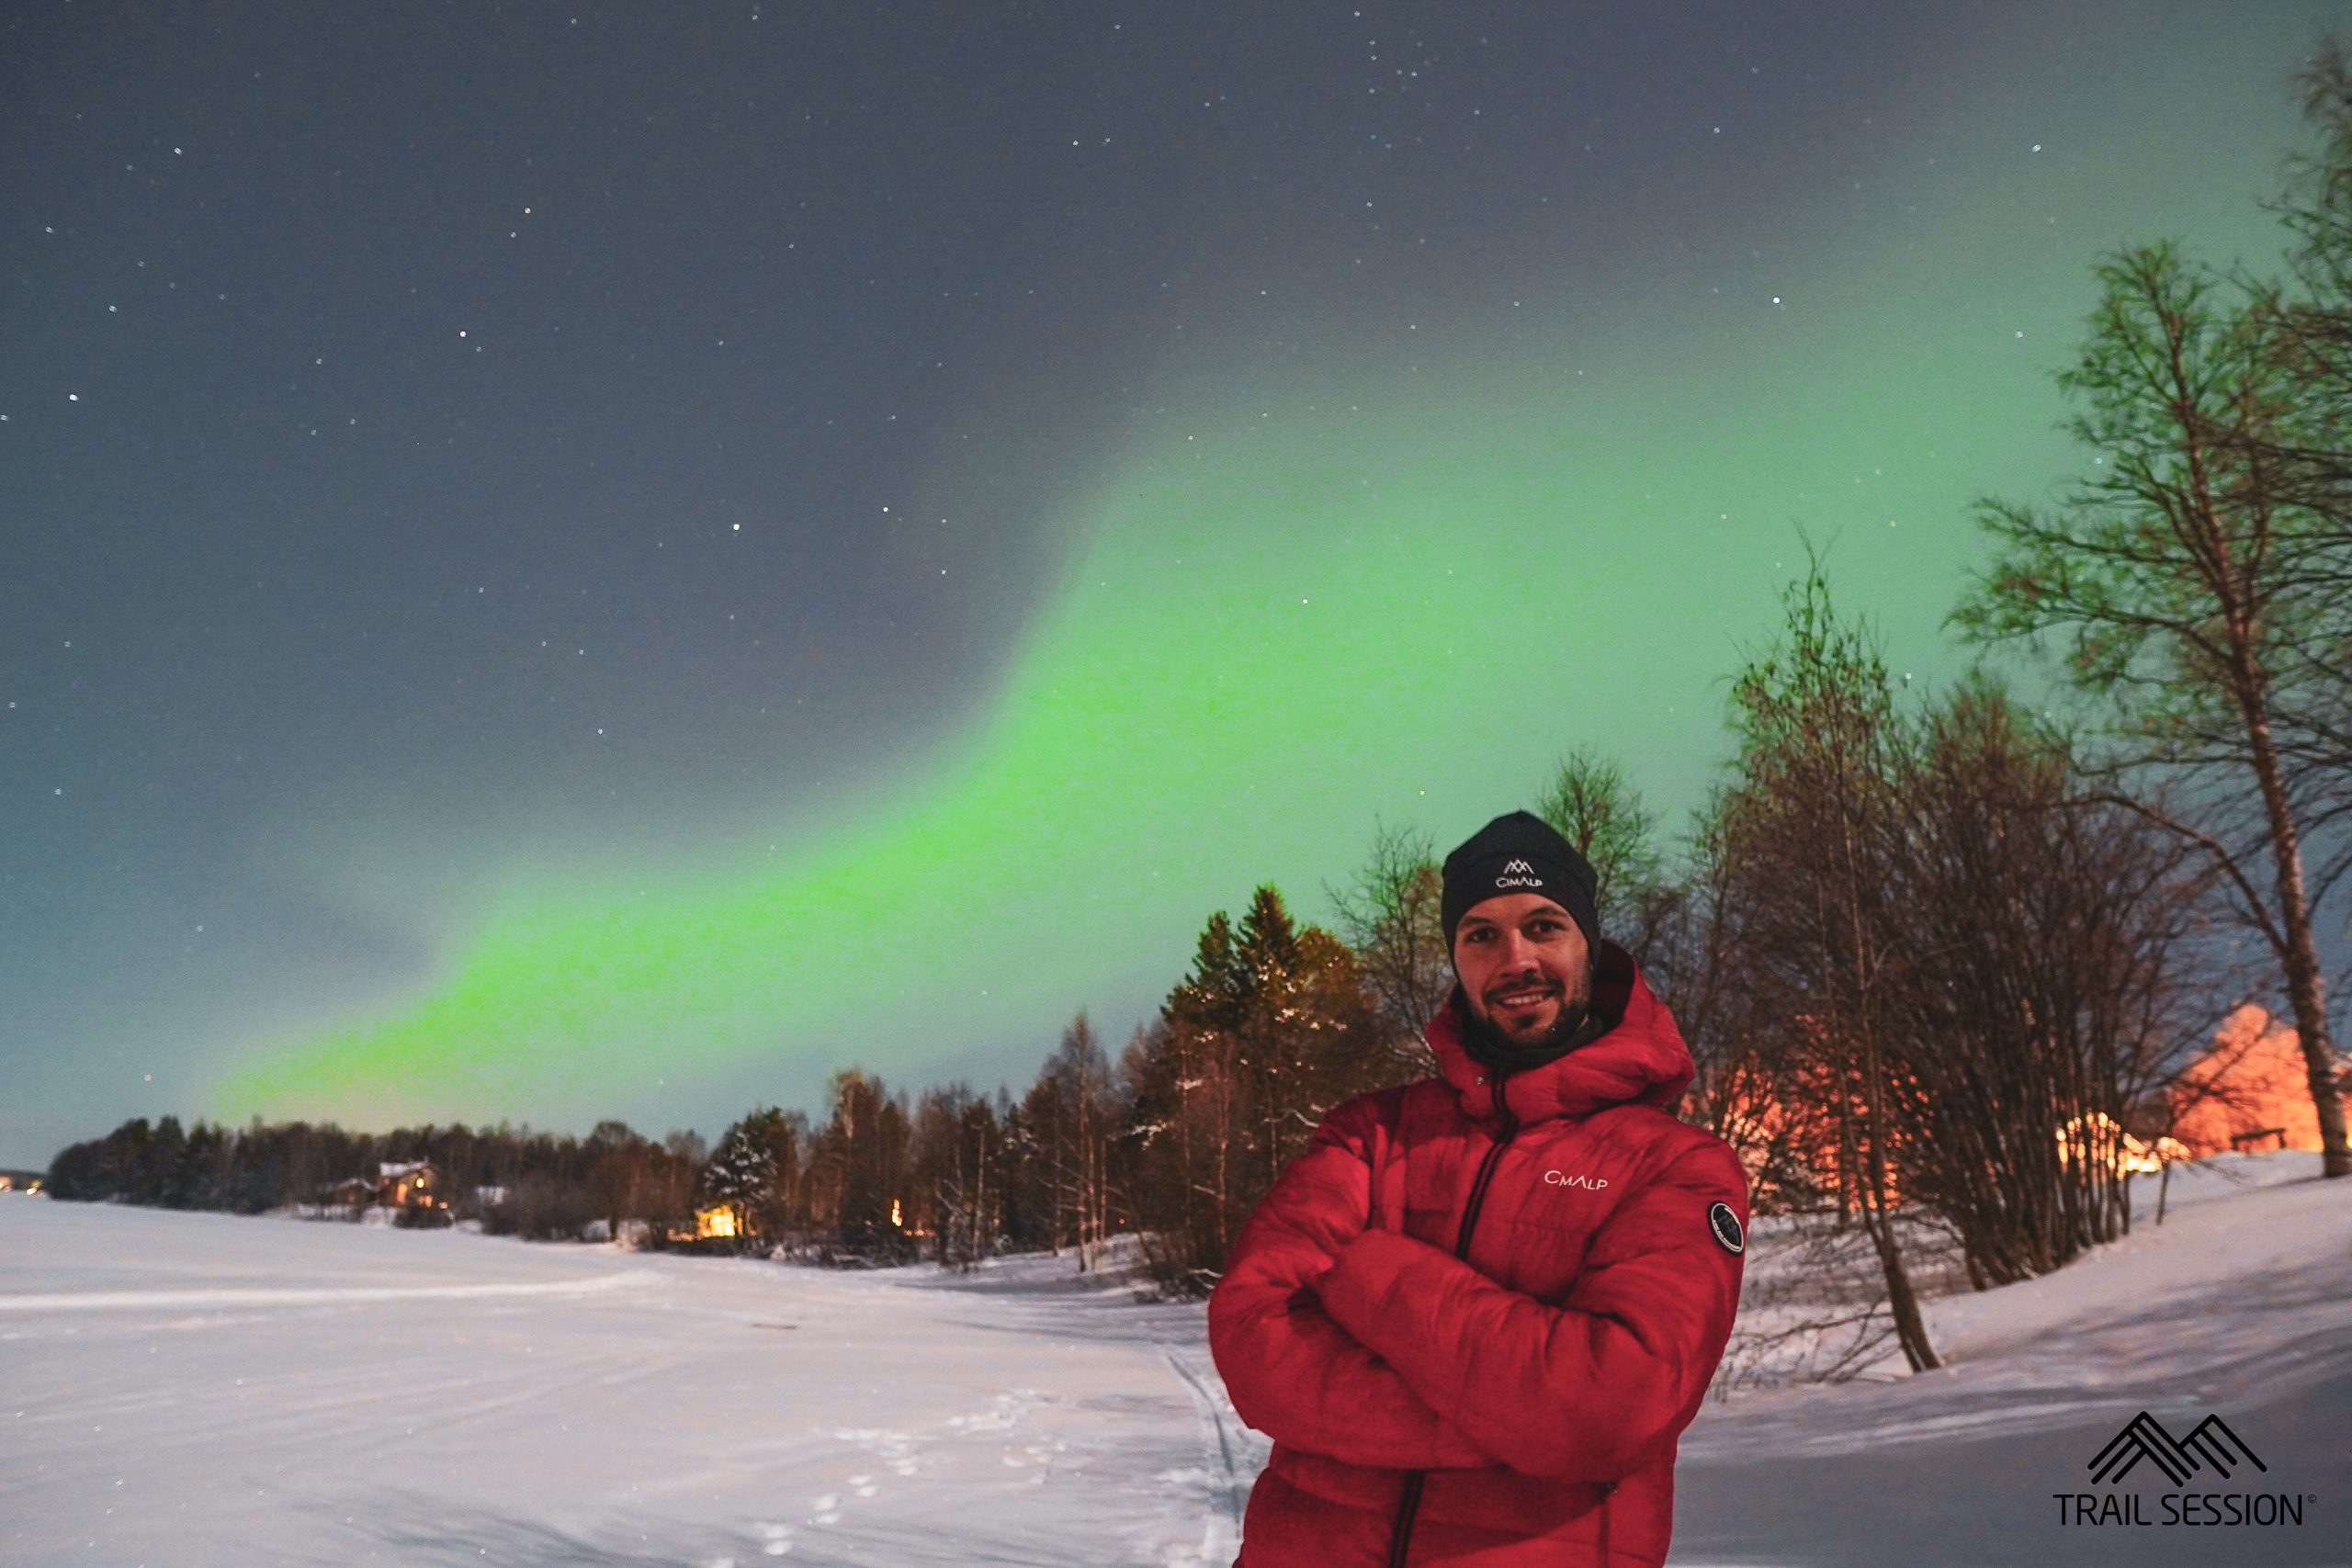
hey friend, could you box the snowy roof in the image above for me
[379,1160,432,1179]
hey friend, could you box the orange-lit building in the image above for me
[2172,1005,2352,1156]
[378,1160,441,1208]
[1694,1006,2351,1207]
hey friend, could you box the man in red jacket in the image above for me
[1208,811,1747,1567]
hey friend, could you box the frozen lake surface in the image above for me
[4,1150,2348,1566]
[0,1205,1254,1567]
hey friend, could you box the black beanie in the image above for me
[1441,811,1600,954]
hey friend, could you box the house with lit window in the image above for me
[378,1160,440,1208]
[318,1161,447,1213]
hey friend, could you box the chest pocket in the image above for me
[1501,1195,1606,1299]
[1372,1093,1487,1251]
[1481,1131,1637,1301]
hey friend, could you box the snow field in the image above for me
[0,1204,1246,1566]
[4,1152,2347,1567]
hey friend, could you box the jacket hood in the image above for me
[1427,940,1693,1123]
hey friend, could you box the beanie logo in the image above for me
[1495,857,1544,890]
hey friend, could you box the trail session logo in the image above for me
[2090,1412,2261,1486]
[2055,1412,2312,1529]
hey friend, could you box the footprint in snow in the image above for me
[809,1493,841,1524]
[835,1427,920,1476]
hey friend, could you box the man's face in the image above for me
[1453,893,1592,1051]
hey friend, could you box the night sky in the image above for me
[4,2,2337,1166]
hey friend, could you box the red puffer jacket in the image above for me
[1207,942,1747,1567]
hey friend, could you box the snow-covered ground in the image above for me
[1674,1154,2352,1567]
[0,1210,1250,1567]
[3,1152,2347,1567]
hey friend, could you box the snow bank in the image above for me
[1673,1152,2352,1567]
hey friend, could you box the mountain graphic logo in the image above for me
[1494,858,1544,888]
[2086,1413,2267,1487]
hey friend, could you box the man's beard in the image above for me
[1456,965,1598,1067]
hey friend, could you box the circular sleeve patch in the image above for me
[1707,1201,1745,1255]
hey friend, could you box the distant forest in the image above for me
[45,49,2352,1334]
[43,883,1399,1294]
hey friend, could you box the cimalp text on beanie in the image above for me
[1441,810,1600,952]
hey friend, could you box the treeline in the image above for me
[695,894,1399,1290]
[44,49,2352,1327]
[42,885,1399,1293]
[40,1117,704,1240]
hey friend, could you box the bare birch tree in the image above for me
[1955,243,2350,1178]
[1536,746,1673,958]
[1327,822,1449,1075]
[1721,562,1940,1370]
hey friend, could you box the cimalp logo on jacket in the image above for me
[1542,1170,1607,1190]
[2055,1412,2313,1529]
[1493,858,1544,889]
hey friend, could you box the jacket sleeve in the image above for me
[1207,1097,1497,1471]
[1315,1136,1747,1483]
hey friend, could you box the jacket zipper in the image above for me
[1383,1093,1519,1568]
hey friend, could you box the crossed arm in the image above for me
[1207,1097,1748,1481]
[1206,1095,1495,1471]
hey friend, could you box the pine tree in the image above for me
[702,1108,800,1247]
[1128,886,1390,1293]
[810,1070,910,1258]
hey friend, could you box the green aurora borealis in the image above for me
[222,152,2296,1125]
[8,4,2342,1156]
